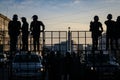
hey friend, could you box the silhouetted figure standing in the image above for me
[63,52,73,80]
[90,16,103,50]
[54,51,63,80]
[115,16,120,49]
[105,14,115,50]
[8,14,21,52]
[21,17,29,51]
[71,52,81,80]
[30,15,45,51]
[47,51,56,80]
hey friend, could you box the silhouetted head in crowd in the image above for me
[117,16,120,22]
[50,51,55,56]
[56,51,61,56]
[13,14,18,21]
[66,51,71,57]
[21,17,26,22]
[107,14,112,20]
[94,15,99,22]
[32,15,38,21]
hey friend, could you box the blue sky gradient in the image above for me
[0,0,120,31]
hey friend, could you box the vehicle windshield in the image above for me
[14,55,40,63]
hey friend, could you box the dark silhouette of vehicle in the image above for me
[83,51,120,79]
[11,52,44,80]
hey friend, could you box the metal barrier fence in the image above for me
[0,30,108,53]
[0,30,120,80]
[0,30,120,59]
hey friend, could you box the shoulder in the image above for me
[90,21,95,25]
[17,21,21,24]
[25,22,29,25]
[38,21,44,25]
[26,22,29,25]
[90,21,93,24]
[30,21,34,24]
[31,21,34,23]
[38,21,43,23]
[9,21,13,24]
[112,20,115,23]
[18,21,21,22]
[98,22,101,24]
[9,21,12,23]
[98,22,102,25]
[104,20,108,24]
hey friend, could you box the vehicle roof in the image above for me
[13,51,41,63]
[15,51,39,56]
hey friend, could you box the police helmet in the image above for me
[32,15,38,19]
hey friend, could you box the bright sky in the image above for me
[0,0,120,31]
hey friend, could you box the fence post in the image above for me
[68,27,71,53]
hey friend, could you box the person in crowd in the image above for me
[71,52,81,80]
[63,52,73,80]
[104,14,116,50]
[8,14,21,52]
[90,15,103,50]
[30,15,45,51]
[115,16,120,49]
[21,17,29,51]
[47,51,56,80]
[54,51,63,80]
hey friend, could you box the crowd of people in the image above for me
[8,14,45,52]
[90,14,120,50]
[42,51,87,80]
[7,14,120,80]
[8,13,120,52]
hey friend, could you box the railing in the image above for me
[0,30,119,62]
[0,30,120,80]
[0,31,92,52]
[0,30,119,53]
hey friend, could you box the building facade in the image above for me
[0,13,10,52]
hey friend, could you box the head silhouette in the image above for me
[13,14,18,21]
[107,14,112,20]
[117,16,120,21]
[94,16,99,22]
[66,51,70,57]
[32,15,38,21]
[21,17,26,22]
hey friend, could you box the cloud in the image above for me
[103,0,120,3]
[73,0,81,4]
